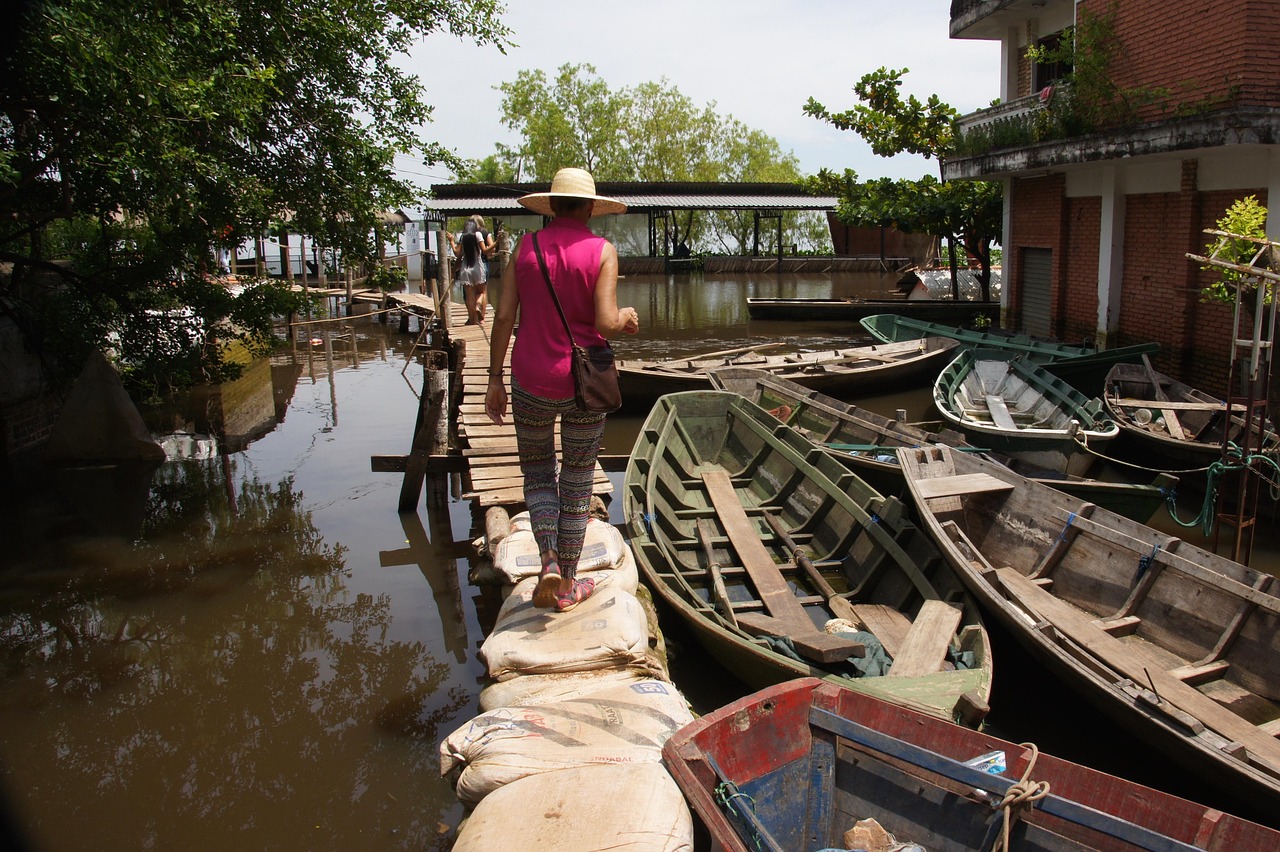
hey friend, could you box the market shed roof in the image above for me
[422,181,838,218]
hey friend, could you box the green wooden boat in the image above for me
[708,366,1176,522]
[860,313,1159,395]
[934,348,1119,477]
[622,390,993,727]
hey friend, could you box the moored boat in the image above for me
[664,677,1280,852]
[615,336,959,413]
[746,295,998,325]
[1104,359,1280,468]
[623,391,993,726]
[934,348,1119,477]
[861,313,1159,395]
[709,366,1176,522]
[898,443,1280,817]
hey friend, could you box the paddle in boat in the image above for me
[898,443,1280,817]
[622,391,993,726]
[664,677,1280,852]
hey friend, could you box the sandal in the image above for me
[532,568,562,608]
[554,577,596,613]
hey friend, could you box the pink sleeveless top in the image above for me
[511,218,608,398]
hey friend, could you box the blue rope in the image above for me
[1055,512,1076,544]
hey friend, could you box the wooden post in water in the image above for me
[399,348,450,511]
[436,228,452,330]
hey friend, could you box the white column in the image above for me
[1268,148,1280,242]
[1096,165,1125,348]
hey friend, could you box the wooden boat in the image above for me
[1104,358,1280,468]
[861,313,1160,395]
[898,443,1280,817]
[709,366,1177,522]
[622,390,993,726]
[614,336,959,413]
[746,295,998,325]
[934,348,1119,477]
[664,677,1280,852]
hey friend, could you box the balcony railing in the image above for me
[956,91,1050,135]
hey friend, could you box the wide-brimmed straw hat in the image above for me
[518,168,627,217]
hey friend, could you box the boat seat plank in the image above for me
[996,568,1280,777]
[849,604,912,659]
[914,473,1015,501]
[985,394,1019,430]
[735,612,865,663]
[701,470,853,663]
[1169,660,1230,685]
[1259,718,1280,738]
[888,601,961,678]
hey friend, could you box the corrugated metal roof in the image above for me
[423,194,837,213]
[422,181,838,215]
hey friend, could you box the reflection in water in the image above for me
[0,445,468,849]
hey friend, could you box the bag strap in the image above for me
[531,232,578,349]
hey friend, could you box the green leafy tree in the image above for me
[491,63,821,256]
[2,0,510,394]
[1200,195,1270,306]
[805,67,1002,300]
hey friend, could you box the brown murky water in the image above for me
[0,271,1275,849]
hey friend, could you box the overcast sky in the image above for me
[396,0,1000,190]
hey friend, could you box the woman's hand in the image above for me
[485,380,507,425]
[620,307,640,335]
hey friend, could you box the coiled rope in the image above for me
[992,743,1051,852]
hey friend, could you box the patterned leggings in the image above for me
[511,377,607,580]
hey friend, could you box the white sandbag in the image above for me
[479,666,658,712]
[452,762,694,852]
[480,575,651,681]
[441,679,694,806]
[493,513,627,584]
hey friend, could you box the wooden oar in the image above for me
[695,519,738,629]
[1142,354,1185,439]
[761,510,861,625]
[685,341,790,364]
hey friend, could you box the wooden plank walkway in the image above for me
[452,309,612,509]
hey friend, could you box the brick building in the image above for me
[945,0,1280,393]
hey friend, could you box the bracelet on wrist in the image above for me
[488,369,505,377]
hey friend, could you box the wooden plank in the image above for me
[996,568,1280,777]
[888,600,962,678]
[1114,398,1239,413]
[984,394,1018,430]
[736,612,865,663]
[914,473,1014,501]
[849,604,912,659]
[701,471,811,634]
